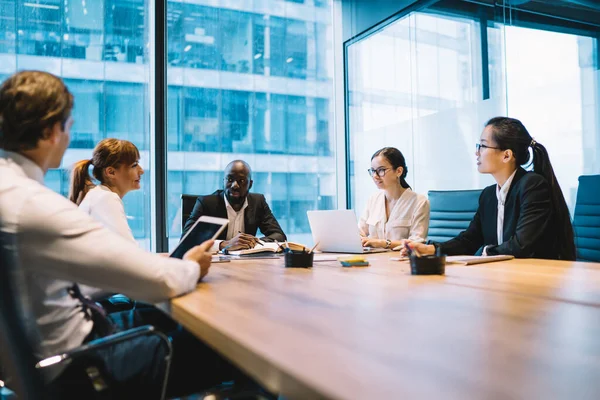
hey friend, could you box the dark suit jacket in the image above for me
[182,190,286,242]
[440,167,562,259]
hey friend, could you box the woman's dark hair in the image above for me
[371,147,411,189]
[0,71,74,151]
[485,116,576,260]
[69,138,140,205]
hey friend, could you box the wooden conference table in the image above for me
[169,253,600,399]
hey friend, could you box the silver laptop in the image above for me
[306,210,390,254]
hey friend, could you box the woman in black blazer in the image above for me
[407,117,576,260]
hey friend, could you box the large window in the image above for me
[503,25,596,205]
[0,0,152,248]
[0,0,335,251]
[166,1,335,248]
[346,0,600,217]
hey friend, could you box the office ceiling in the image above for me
[504,0,600,26]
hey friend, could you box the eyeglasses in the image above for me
[475,143,501,153]
[367,167,390,178]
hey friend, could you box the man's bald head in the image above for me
[223,160,253,208]
[224,160,251,179]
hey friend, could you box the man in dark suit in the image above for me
[183,160,286,251]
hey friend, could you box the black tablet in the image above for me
[169,216,228,259]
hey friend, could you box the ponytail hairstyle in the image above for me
[485,117,576,260]
[69,138,140,205]
[69,159,94,205]
[371,147,411,189]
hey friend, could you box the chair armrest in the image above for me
[96,293,135,313]
[36,325,171,369]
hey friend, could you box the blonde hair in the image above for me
[69,138,140,205]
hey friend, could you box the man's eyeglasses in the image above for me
[475,143,501,153]
[225,177,248,185]
[367,167,390,178]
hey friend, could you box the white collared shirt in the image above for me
[214,194,249,252]
[0,150,200,370]
[496,169,518,245]
[358,189,430,243]
[224,194,249,240]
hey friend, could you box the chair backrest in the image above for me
[573,175,600,262]
[0,229,48,399]
[427,189,482,243]
[181,194,200,231]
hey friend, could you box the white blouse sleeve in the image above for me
[358,199,370,236]
[90,192,137,244]
[408,197,430,243]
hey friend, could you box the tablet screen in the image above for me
[170,217,228,259]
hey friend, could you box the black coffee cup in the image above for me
[284,251,314,268]
[410,255,446,275]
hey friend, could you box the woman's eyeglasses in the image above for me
[367,167,390,178]
[475,143,501,153]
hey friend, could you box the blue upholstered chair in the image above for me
[573,175,600,262]
[427,189,482,243]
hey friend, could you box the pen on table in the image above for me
[404,242,413,257]
[239,230,262,247]
[274,240,287,253]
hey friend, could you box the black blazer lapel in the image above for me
[483,189,499,246]
[213,190,228,240]
[215,191,228,220]
[502,168,527,242]
[244,194,258,236]
[504,167,527,201]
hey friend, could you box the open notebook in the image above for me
[445,255,514,265]
[390,255,514,265]
[227,241,307,256]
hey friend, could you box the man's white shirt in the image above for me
[214,194,249,252]
[0,150,200,371]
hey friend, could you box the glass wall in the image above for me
[0,0,336,250]
[0,0,153,248]
[166,0,335,248]
[346,0,600,218]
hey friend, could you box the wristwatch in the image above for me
[385,239,392,249]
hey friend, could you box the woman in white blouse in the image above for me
[69,138,144,244]
[69,139,144,298]
[359,147,430,249]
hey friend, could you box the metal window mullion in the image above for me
[150,0,168,252]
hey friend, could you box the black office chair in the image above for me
[0,231,46,400]
[181,194,200,231]
[0,228,173,400]
[427,189,482,243]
